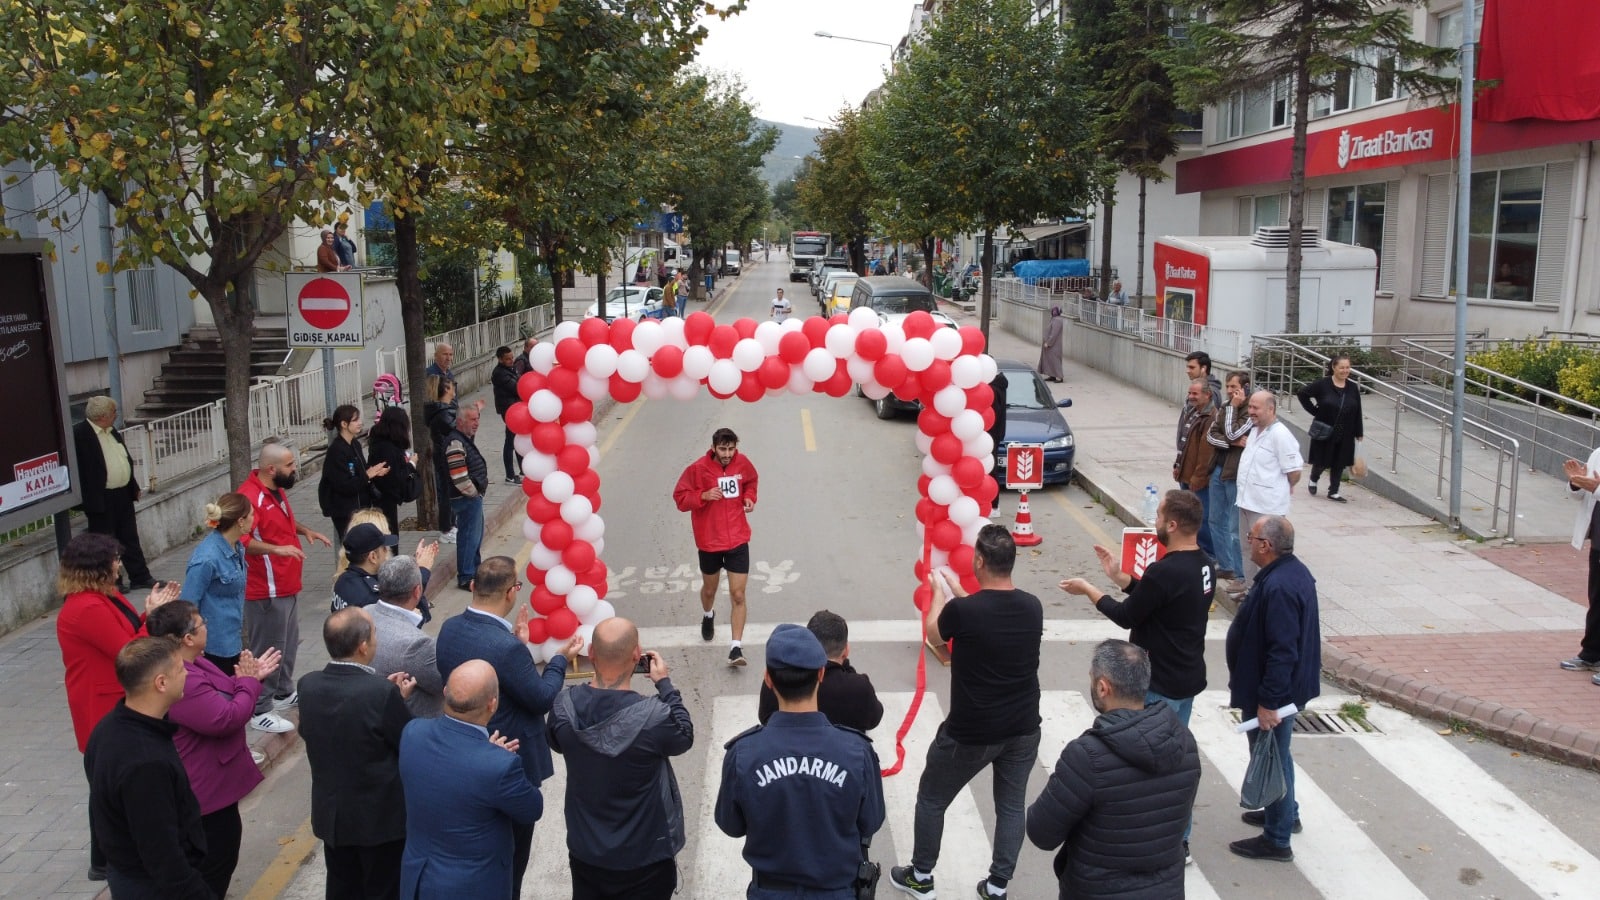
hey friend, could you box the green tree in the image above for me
[1171,0,1454,331]
[795,107,874,274]
[867,0,1094,338]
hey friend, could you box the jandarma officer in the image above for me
[714,624,887,898]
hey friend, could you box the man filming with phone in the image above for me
[547,617,694,899]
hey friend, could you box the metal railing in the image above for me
[1251,335,1523,540]
[377,305,553,387]
[991,277,1249,365]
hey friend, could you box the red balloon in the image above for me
[578,561,608,588]
[574,470,601,509]
[684,311,716,345]
[708,385,735,400]
[578,316,609,347]
[903,310,937,339]
[758,356,790,390]
[914,559,929,582]
[950,544,976,576]
[562,540,596,572]
[921,358,952,393]
[546,366,579,399]
[608,317,636,352]
[979,475,1000,503]
[966,383,994,410]
[557,444,589,476]
[913,583,933,612]
[959,573,981,594]
[829,313,851,328]
[801,316,831,349]
[527,563,546,586]
[531,585,565,616]
[981,408,996,431]
[737,371,765,402]
[652,344,685,378]
[931,520,962,552]
[733,317,759,339]
[522,476,542,498]
[546,607,579,640]
[541,519,574,551]
[531,422,564,455]
[952,456,988,490]
[915,498,937,524]
[609,374,642,403]
[555,337,587,371]
[895,371,922,402]
[709,324,739,359]
[959,325,987,357]
[526,493,560,523]
[525,618,549,646]
[778,331,811,365]
[504,402,533,436]
[561,394,593,424]
[823,369,852,397]
[917,474,932,497]
[855,328,887,361]
[931,433,963,465]
[873,355,907,389]
[517,371,546,401]
[918,408,952,436]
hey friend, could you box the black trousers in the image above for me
[512,821,534,900]
[199,803,242,898]
[1582,545,1600,660]
[570,855,677,900]
[86,484,152,583]
[323,839,404,900]
[432,461,454,532]
[503,427,520,481]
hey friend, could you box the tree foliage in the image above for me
[794,107,874,273]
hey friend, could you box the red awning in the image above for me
[1478,0,1600,123]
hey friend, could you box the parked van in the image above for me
[720,250,742,277]
[848,276,956,326]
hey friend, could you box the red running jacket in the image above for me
[673,450,759,553]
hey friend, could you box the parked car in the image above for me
[852,276,960,419]
[720,250,742,277]
[809,256,850,296]
[819,271,859,313]
[583,286,668,322]
[990,359,1076,486]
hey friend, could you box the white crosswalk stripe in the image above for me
[637,618,1233,650]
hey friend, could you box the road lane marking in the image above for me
[637,618,1232,651]
[692,696,767,895]
[801,408,816,452]
[1046,488,1117,548]
[242,817,317,900]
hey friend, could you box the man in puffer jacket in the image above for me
[1026,640,1201,898]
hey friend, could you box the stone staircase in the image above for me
[131,326,291,423]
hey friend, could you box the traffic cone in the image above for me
[1010,490,1043,546]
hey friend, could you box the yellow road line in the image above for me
[1047,487,1117,548]
[242,817,317,900]
[597,395,647,460]
[800,408,816,452]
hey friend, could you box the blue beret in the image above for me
[766,623,826,670]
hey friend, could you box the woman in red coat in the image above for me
[55,532,178,880]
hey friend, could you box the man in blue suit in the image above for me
[435,556,583,897]
[399,660,541,900]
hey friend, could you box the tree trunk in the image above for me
[212,286,255,487]
[394,212,436,528]
[979,227,995,341]
[550,262,566,320]
[922,236,936,290]
[851,235,867,276]
[1285,6,1316,333]
[596,268,608,320]
[1099,188,1115,301]
[1136,174,1149,303]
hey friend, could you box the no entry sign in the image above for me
[286,273,364,348]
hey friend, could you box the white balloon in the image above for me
[642,373,670,399]
[933,385,967,418]
[584,344,619,379]
[566,584,599,617]
[978,354,999,383]
[529,341,557,374]
[863,381,891,400]
[552,321,580,343]
[802,347,836,382]
[825,324,856,359]
[529,389,562,422]
[560,495,594,526]
[529,541,561,570]
[922,455,952,478]
[541,471,575,504]
[754,321,785,355]
[522,451,557,480]
[513,433,534,456]
[578,370,610,402]
[669,374,700,400]
[962,518,991,545]
[781,317,806,333]
[948,496,981,527]
[964,433,995,460]
[848,307,880,331]
[577,604,609,627]
[930,326,963,361]
[564,421,598,447]
[914,430,935,455]
[929,548,950,568]
[708,359,742,394]
[682,345,716,381]
[732,338,765,373]
[880,321,906,355]
[574,513,605,542]
[615,349,650,384]
[902,337,935,372]
[846,355,876,385]
[658,315,688,348]
[631,320,665,358]
[590,600,616,623]
[544,564,576,595]
[591,536,605,558]
[787,368,814,395]
[539,636,568,662]
[928,474,961,506]
[951,409,985,442]
[521,518,541,543]
[576,623,596,649]
[587,445,600,469]
[529,639,549,664]
[950,355,983,390]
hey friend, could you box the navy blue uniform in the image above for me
[715,711,887,898]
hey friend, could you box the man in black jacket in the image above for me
[1026,640,1200,900]
[85,637,212,899]
[297,608,417,900]
[491,345,522,484]
[73,396,156,590]
[547,617,694,900]
[756,609,883,732]
[443,406,489,590]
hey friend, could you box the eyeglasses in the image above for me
[185,618,207,636]
[1249,535,1272,546]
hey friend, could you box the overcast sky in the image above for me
[695,1,918,126]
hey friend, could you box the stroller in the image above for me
[372,372,405,420]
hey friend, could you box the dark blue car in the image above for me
[991,360,1075,486]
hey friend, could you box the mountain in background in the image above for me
[759,119,820,186]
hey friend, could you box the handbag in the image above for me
[1307,420,1334,441]
[1239,729,1288,809]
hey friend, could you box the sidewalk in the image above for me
[959,301,1600,770]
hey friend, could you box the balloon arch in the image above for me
[505,308,1005,662]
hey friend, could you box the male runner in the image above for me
[673,428,759,667]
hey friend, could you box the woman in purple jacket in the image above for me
[146,600,281,898]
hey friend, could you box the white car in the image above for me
[583,286,668,322]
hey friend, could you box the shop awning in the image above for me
[1007,222,1088,244]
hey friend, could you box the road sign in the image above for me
[659,212,684,234]
[1004,444,1044,491]
[1120,527,1168,579]
[286,273,364,348]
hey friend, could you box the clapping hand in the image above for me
[513,602,531,643]
[236,648,282,681]
[563,634,586,662]
[1565,458,1599,492]
[387,671,418,699]
[1093,545,1123,581]
[367,461,391,479]
[489,730,521,754]
[1059,577,1096,597]
[142,581,181,613]
[414,539,440,570]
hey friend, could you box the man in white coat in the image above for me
[1559,444,1600,677]
[1235,391,1303,586]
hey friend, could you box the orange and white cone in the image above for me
[1011,490,1043,546]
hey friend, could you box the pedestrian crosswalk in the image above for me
[277,686,1600,899]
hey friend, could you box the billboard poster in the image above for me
[0,248,79,526]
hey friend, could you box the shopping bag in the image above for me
[1239,731,1288,809]
[1352,456,1368,479]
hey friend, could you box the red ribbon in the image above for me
[883,523,935,777]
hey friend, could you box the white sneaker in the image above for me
[250,749,267,766]
[250,712,295,734]
[440,528,457,544]
[271,692,298,711]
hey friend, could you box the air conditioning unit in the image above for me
[1250,226,1320,250]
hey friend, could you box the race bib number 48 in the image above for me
[719,476,741,498]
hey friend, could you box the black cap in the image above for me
[766,623,827,670]
[343,523,399,556]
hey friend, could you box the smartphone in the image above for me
[634,652,654,674]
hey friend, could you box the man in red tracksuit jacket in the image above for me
[673,427,758,668]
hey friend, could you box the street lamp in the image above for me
[813,30,895,50]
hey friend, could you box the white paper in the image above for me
[1234,703,1299,733]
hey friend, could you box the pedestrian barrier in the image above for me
[991,278,1248,365]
